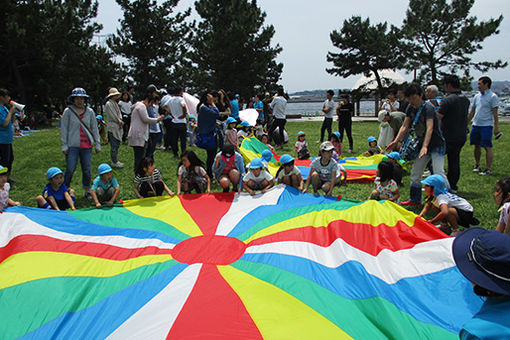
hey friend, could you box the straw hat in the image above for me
[107,87,121,98]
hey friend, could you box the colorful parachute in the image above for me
[0,186,480,339]
[240,137,383,182]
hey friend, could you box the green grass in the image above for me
[11,120,509,229]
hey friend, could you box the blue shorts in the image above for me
[470,126,493,148]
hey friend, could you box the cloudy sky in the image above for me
[97,0,510,92]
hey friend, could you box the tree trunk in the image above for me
[356,99,360,117]
[374,93,379,117]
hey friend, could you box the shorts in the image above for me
[470,125,493,148]
[454,208,479,228]
[42,196,75,210]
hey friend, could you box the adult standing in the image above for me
[320,90,335,142]
[167,88,187,158]
[262,92,273,127]
[336,94,354,153]
[230,93,240,121]
[128,87,164,172]
[437,75,470,192]
[268,87,287,148]
[397,88,410,113]
[118,91,132,143]
[104,87,124,168]
[197,92,220,177]
[468,76,500,176]
[61,88,101,199]
[160,91,173,151]
[386,83,447,206]
[425,85,441,108]
[0,89,16,181]
[254,94,264,122]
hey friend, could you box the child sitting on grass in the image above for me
[363,136,382,156]
[0,166,20,211]
[242,158,274,196]
[276,154,303,190]
[419,174,479,237]
[91,163,120,208]
[368,161,400,202]
[237,120,253,144]
[247,149,272,171]
[384,151,404,186]
[494,176,510,235]
[36,167,74,211]
[303,141,347,197]
[295,131,310,160]
[259,134,274,151]
[134,157,174,198]
[177,150,210,195]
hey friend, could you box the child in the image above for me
[363,136,382,156]
[224,116,239,151]
[237,120,253,144]
[187,114,198,147]
[276,154,303,190]
[259,134,274,151]
[295,131,310,160]
[369,161,400,202]
[385,151,404,186]
[177,150,211,195]
[91,163,120,208]
[36,167,74,211]
[0,166,20,211]
[303,141,347,197]
[96,114,107,145]
[242,158,274,195]
[330,131,342,161]
[419,174,479,236]
[134,157,174,198]
[213,144,246,193]
[494,176,510,235]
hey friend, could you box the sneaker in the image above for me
[112,161,124,168]
[348,149,353,154]
[422,170,431,177]
[479,169,492,176]
[400,200,421,207]
[472,165,481,173]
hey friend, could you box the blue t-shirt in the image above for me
[460,297,510,339]
[254,100,264,119]
[92,176,119,191]
[0,105,13,144]
[230,100,239,119]
[472,89,499,127]
[43,183,68,201]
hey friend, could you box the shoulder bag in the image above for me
[399,103,424,161]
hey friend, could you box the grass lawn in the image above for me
[11,119,509,229]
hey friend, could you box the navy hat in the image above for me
[453,227,510,296]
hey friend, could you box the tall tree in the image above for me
[401,0,507,85]
[190,0,283,97]
[108,0,191,93]
[327,16,408,94]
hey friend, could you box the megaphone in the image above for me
[9,100,25,112]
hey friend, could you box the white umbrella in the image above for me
[239,108,259,126]
[183,93,200,116]
[352,69,406,92]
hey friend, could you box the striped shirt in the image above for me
[134,169,162,186]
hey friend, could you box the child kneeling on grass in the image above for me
[91,163,120,208]
[419,174,479,237]
[0,166,20,211]
[134,157,174,198]
[177,150,210,195]
[276,154,303,190]
[242,158,274,196]
[303,141,347,197]
[369,160,400,202]
[36,167,74,211]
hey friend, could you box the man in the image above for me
[230,93,240,121]
[425,85,441,108]
[268,87,287,147]
[397,88,410,113]
[319,90,335,142]
[337,94,354,153]
[0,88,15,181]
[468,76,500,176]
[166,88,187,158]
[377,110,406,139]
[262,92,273,127]
[160,90,173,150]
[437,75,470,191]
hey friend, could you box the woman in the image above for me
[197,92,220,177]
[336,94,354,153]
[60,87,101,199]
[118,91,132,142]
[104,87,124,168]
[128,89,164,172]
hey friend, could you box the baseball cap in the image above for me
[46,167,63,179]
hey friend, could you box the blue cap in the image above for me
[98,163,113,175]
[226,117,237,125]
[46,167,63,179]
[71,87,89,98]
[453,227,510,296]
[280,154,294,164]
[386,151,401,161]
[261,150,272,161]
[235,94,240,98]
[249,158,263,169]
[96,115,103,120]
[241,120,251,127]
[189,114,197,120]
[0,166,8,175]
[332,131,341,139]
[421,174,448,196]
[368,136,376,143]
[297,131,305,137]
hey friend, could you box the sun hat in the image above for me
[240,120,251,127]
[235,94,240,98]
[222,144,235,158]
[146,84,159,94]
[368,136,377,143]
[453,227,510,296]
[320,141,335,151]
[70,88,89,98]
[249,158,263,169]
[261,150,272,162]
[107,87,121,98]
[96,115,103,120]
[280,154,294,164]
[386,151,401,161]
[297,131,305,137]
[0,166,8,175]
[421,174,448,196]
[332,131,341,139]
[378,110,389,122]
[189,114,197,120]
[226,117,236,125]
[98,163,113,175]
[46,167,62,179]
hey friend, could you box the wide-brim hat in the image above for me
[249,158,263,169]
[107,87,121,98]
[453,227,510,296]
[70,87,89,98]
[320,141,335,151]
[98,163,113,175]
[421,174,448,196]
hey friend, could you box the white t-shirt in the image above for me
[277,166,301,180]
[433,192,473,212]
[167,96,186,124]
[270,96,287,119]
[0,182,10,210]
[323,99,336,118]
[381,100,400,113]
[295,140,307,152]
[499,202,510,226]
[243,169,273,184]
[118,101,132,115]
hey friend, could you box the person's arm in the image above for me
[302,169,315,194]
[1,105,15,127]
[261,176,274,193]
[493,107,500,135]
[63,191,75,210]
[340,168,348,185]
[496,221,506,233]
[386,116,411,152]
[326,170,336,197]
[134,182,143,199]
[419,117,434,158]
[7,197,20,207]
[91,190,101,208]
[162,180,174,196]
[388,188,400,202]
[176,174,182,195]
[61,110,70,154]
[107,186,120,206]
[297,173,304,191]
[428,203,449,224]
[47,195,60,210]
[419,202,432,218]
[179,102,187,119]
[205,174,211,194]
[467,106,475,123]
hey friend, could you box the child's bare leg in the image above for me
[229,169,240,189]
[290,174,300,188]
[310,173,321,193]
[321,181,332,193]
[281,176,291,185]
[446,208,460,231]
[219,176,231,189]
[36,195,47,207]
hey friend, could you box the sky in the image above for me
[96,0,510,92]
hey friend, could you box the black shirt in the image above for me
[337,102,354,121]
[405,101,445,150]
[438,91,470,144]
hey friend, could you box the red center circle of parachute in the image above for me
[171,235,247,265]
